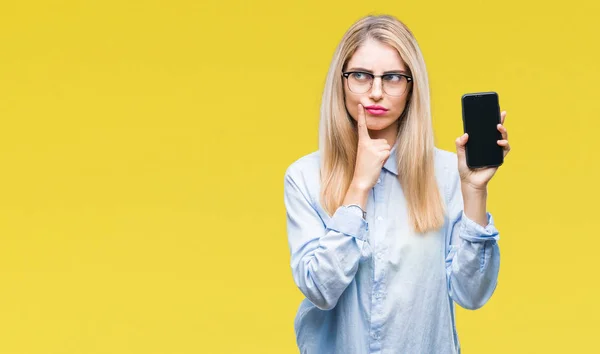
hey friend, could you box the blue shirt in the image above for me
[283,145,500,354]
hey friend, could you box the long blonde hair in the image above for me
[319,14,445,233]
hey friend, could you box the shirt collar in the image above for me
[383,142,399,176]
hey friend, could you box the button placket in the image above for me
[369,171,387,350]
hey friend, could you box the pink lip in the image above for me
[365,105,388,116]
[365,105,388,110]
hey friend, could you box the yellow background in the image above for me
[0,0,598,353]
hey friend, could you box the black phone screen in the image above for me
[461,92,504,168]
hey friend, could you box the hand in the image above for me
[455,110,511,190]
[351,104,391,191]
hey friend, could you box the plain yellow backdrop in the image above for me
[0,0,599,353]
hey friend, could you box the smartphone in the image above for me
[461,92,503,168]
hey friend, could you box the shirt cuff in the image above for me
[326,205,369,242]
[459,211,500,243]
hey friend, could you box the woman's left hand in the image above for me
[455,110,511,190]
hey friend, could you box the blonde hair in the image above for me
[319,14,445,233]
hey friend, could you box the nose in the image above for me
[369,77,383,100]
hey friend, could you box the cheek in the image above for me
[345,94,360,121]
[390,97,409,116]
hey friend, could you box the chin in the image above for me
[368,120,396,131]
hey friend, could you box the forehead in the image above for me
[346,38,406,71]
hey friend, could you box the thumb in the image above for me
[455,133,468,158]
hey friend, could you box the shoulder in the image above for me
[434,147,458,168]
[285,150,320,179]
[433,147,461,201]
[284,150,321,196]
[433,147,459,177]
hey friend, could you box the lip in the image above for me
[364,105,389,116]
[364,105,389,111]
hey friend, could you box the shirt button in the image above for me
[376,216,383,221]
[376,178,381,184]
[374,292,384,299]
[372,331,381,340]
[376,252,383,259]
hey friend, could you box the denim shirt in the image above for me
[283,145,500,354]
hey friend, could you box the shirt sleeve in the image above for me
[444,163,501,310]
[284,166,371,311]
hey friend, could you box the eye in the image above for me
[383,74,403,82]
[350,72,370,81]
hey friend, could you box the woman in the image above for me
[283,14,511,354]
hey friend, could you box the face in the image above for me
[343,38,412,137]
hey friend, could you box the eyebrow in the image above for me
[346,67,410,75]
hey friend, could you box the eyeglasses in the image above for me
[342,71,413,96]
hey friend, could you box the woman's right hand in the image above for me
[351,104,391,191]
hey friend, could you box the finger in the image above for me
[357,104,370,141]
[497,124,508,140]
[377,142,391,149]
[455,133,468,148]
[380,149,391,163]
[455,133,468,161]
[500,111,507,125]
[497,140,511,156]
[372,140,391,150]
